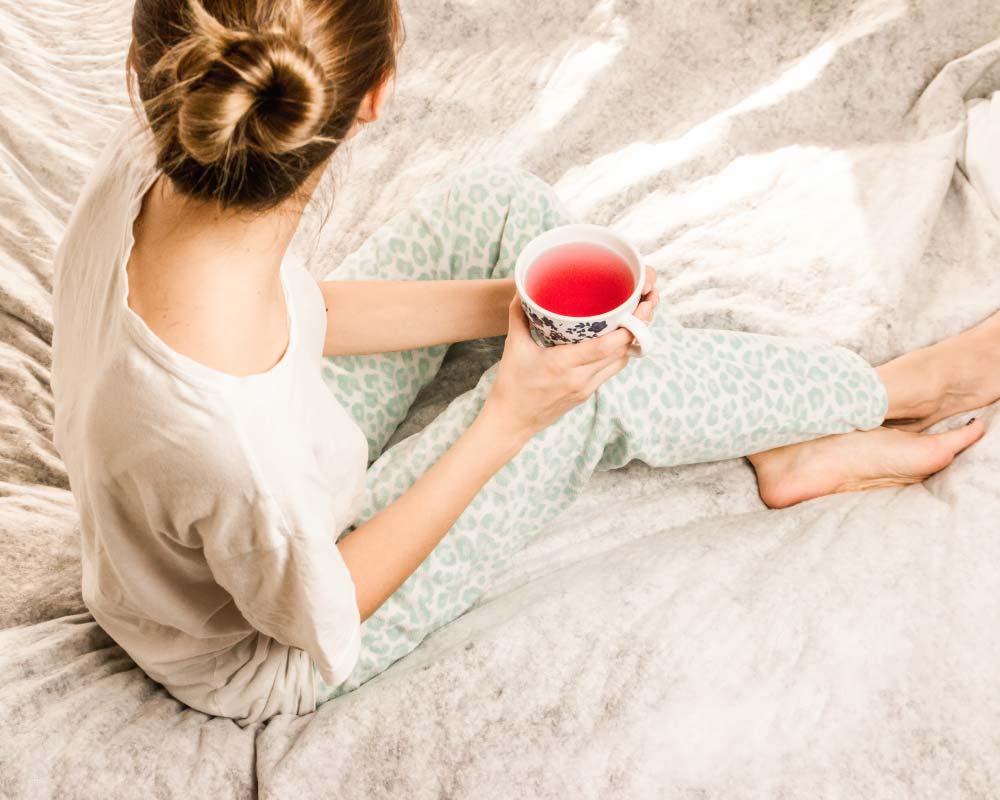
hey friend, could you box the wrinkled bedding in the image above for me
[3,0,1000,798]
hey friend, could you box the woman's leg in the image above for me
[314,304,892,702]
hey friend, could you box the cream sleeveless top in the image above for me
[51,112,369,727]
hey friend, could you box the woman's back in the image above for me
[51,114,369,726]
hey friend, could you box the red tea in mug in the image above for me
[525,242,635,317]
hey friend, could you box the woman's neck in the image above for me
[125,164,325,376]
[149,168,320,272]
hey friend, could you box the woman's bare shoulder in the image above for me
[124,229,290,378]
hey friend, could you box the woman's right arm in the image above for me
[336,293,649,622]
[336,395,531,621]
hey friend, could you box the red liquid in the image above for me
[525,242,635,316]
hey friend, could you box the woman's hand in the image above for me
[482,294,637,440]
[634,265,660,325]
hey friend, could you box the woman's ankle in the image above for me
[876,345,946,423]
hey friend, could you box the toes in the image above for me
[921,418,986,473]
[937,417,985,453]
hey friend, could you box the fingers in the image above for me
[575,342,632,378]
[555,326,634,367]
[642,265,656,295]
[582,352,630,394]
[508,291,524,322]
[635,266,660,324]
[507,294,532,341]
[634,296,656,324]
[647,284,660,310]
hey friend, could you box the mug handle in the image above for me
[618,313,656,358]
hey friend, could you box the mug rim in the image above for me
[514,223,644,323]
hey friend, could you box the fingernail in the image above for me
[967,418,977,425]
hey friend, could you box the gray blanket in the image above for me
[3,0,1000,797]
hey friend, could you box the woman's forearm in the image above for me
[319,277,515,357]
[337,400,532,622]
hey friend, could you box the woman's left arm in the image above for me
[318,266,659,357]
[318,278,516,357]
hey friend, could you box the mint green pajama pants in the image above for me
[313,162,889,703]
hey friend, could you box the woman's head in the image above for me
[127,0,404,214]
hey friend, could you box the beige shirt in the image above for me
[50,113,369,726]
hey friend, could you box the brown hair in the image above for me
[127,0,404,214]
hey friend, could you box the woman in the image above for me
[51,0,991,727]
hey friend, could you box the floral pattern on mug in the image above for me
[521,301,610,345]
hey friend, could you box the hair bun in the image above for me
[176,3,330,165]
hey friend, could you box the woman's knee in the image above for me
[448,162,565,214]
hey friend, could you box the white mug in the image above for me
[514,223,656,357]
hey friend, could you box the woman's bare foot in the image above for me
[880,309,1000,431]
[748,419,986,509]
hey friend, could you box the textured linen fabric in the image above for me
[960,89,1000,221]
[50,113,369,727]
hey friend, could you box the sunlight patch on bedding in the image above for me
[556,1,906,215]
[613,145,876,283]
[533,38,623,132]
[507,0,626,140]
